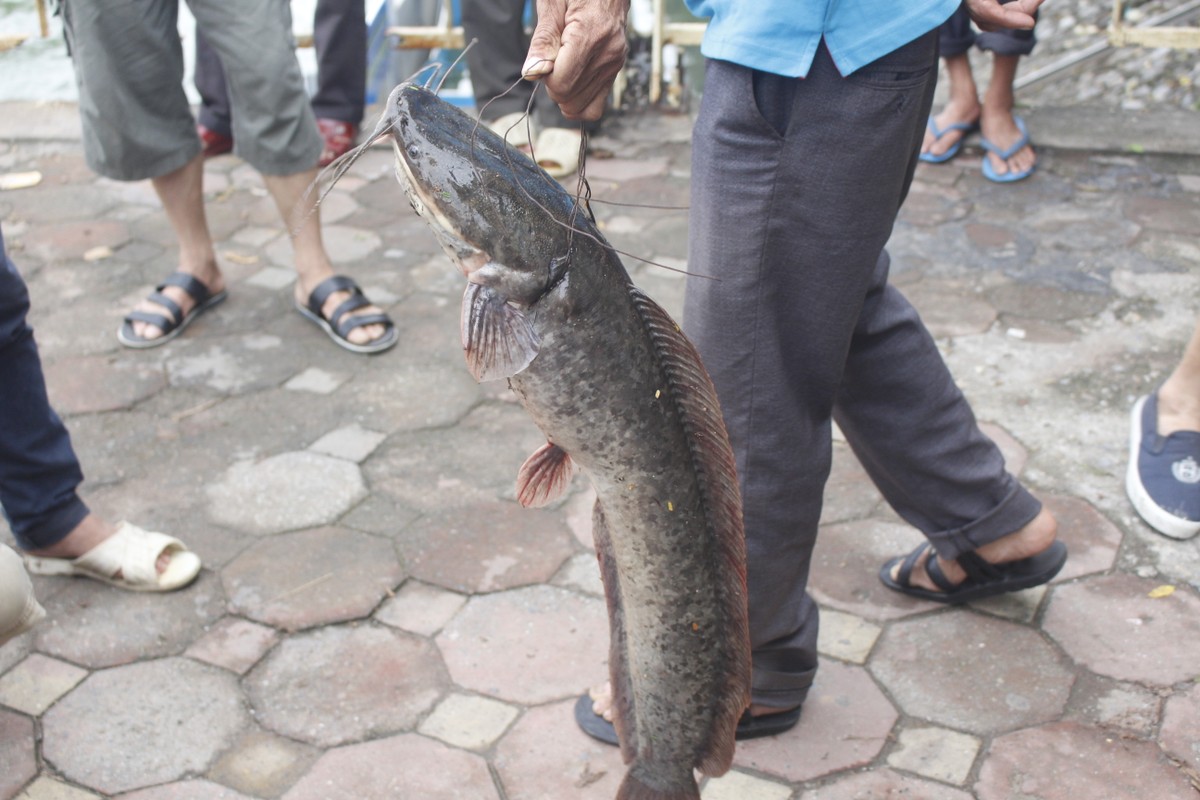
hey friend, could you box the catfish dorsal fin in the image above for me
[627,285,751,776]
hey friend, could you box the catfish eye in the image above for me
[408,144,420,160]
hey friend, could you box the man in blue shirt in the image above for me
[527,0,1064,740]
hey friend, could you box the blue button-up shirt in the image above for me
[685,0,961,77]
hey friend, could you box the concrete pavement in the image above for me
[1,97,1199,800]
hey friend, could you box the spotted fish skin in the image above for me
[383,83,751,800]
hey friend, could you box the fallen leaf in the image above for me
[0,171,43,191]
[221,250,259,265]
[1148,584,1175,599]
[83,245,113,262]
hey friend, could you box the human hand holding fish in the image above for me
[965,0,1044,32]
[522,0,631,121]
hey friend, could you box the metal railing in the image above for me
[1109,0,1200,49]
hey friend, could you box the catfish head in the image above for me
[381,83,586,304]
[379,82,603,382]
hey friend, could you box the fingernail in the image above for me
[522,56,550,77]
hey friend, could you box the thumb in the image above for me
[523,8,566,78]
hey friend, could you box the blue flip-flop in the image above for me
[918,116,978,164]
[980,116,1036,183]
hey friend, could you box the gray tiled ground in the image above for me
[1,89,1199,800]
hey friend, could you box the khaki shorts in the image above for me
[62,0,322,180]
[0,544,45,645]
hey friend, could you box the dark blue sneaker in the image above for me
[1126,393,1200,539]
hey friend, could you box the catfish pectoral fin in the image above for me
[461,283,540,382]
[516,442,574,507]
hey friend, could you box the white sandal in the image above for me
[533,126,583,178]
[488,111,536,154]
[24,522,202,592]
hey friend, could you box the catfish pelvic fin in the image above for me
[461,282,540,382]
[516,442,574,507]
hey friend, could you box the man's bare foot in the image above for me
[979,105,1036,180]
[921,100,981,161]
[888,507,1059,595]
[1156,383,1200,437]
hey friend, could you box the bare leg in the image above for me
[1157,320,1200,435]
[979,53,1037,178]
[920,53,981,159]
[261,169,388,347]
[126,154,225,341]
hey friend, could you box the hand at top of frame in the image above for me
[522,0,631,122]
[966,0,1044,32]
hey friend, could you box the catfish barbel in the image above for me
[378,82,751,800]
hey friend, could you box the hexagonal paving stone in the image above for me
[116,779,257,799]
[734,659,897,783]
[43,356,166,414]
[366,404,546,514]
[207,451,367,535]
[809,519,940,621]
[164,335,306,395]
[1043,574,1200,687]
[803,767,973,799]
[282,733,500,800]
[22,219,130,261]
[397,502,576,593]
[419,693,519,750]
[0,708,37,798]
[904,278,998,338]
[1160,683,1200,772]
[41,658,249,796]
[206,728,319,799]
[976,721,1194,798]
[1041,494,1122,582]
[33,573,226,669]
[245,624,447,747]
[347,357,484,432]
[222,527,403,630]
[870,611,1073,736]
[493,699,625,800]
[436,585,608,705]
[819,443,884,525]
[375,580,468,636]
[184,617,280,674]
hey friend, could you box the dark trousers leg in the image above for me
[0,229,89,551]
[940,1,1037,58]
[683,33,1037,711]
[461,0,569,128]
[311,0,366,124]
[194,27,232,136]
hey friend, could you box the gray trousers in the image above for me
[683,35,1042,710]
[62,0,321,180]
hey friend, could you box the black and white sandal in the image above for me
[117,271,227,349]
[296,275,397,354]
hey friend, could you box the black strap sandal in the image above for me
[295,275,398,354]
[572,693,801,746]
[879,540,1068,605]
[117,271,227,349]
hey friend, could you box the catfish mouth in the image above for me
[390,138,490,278]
